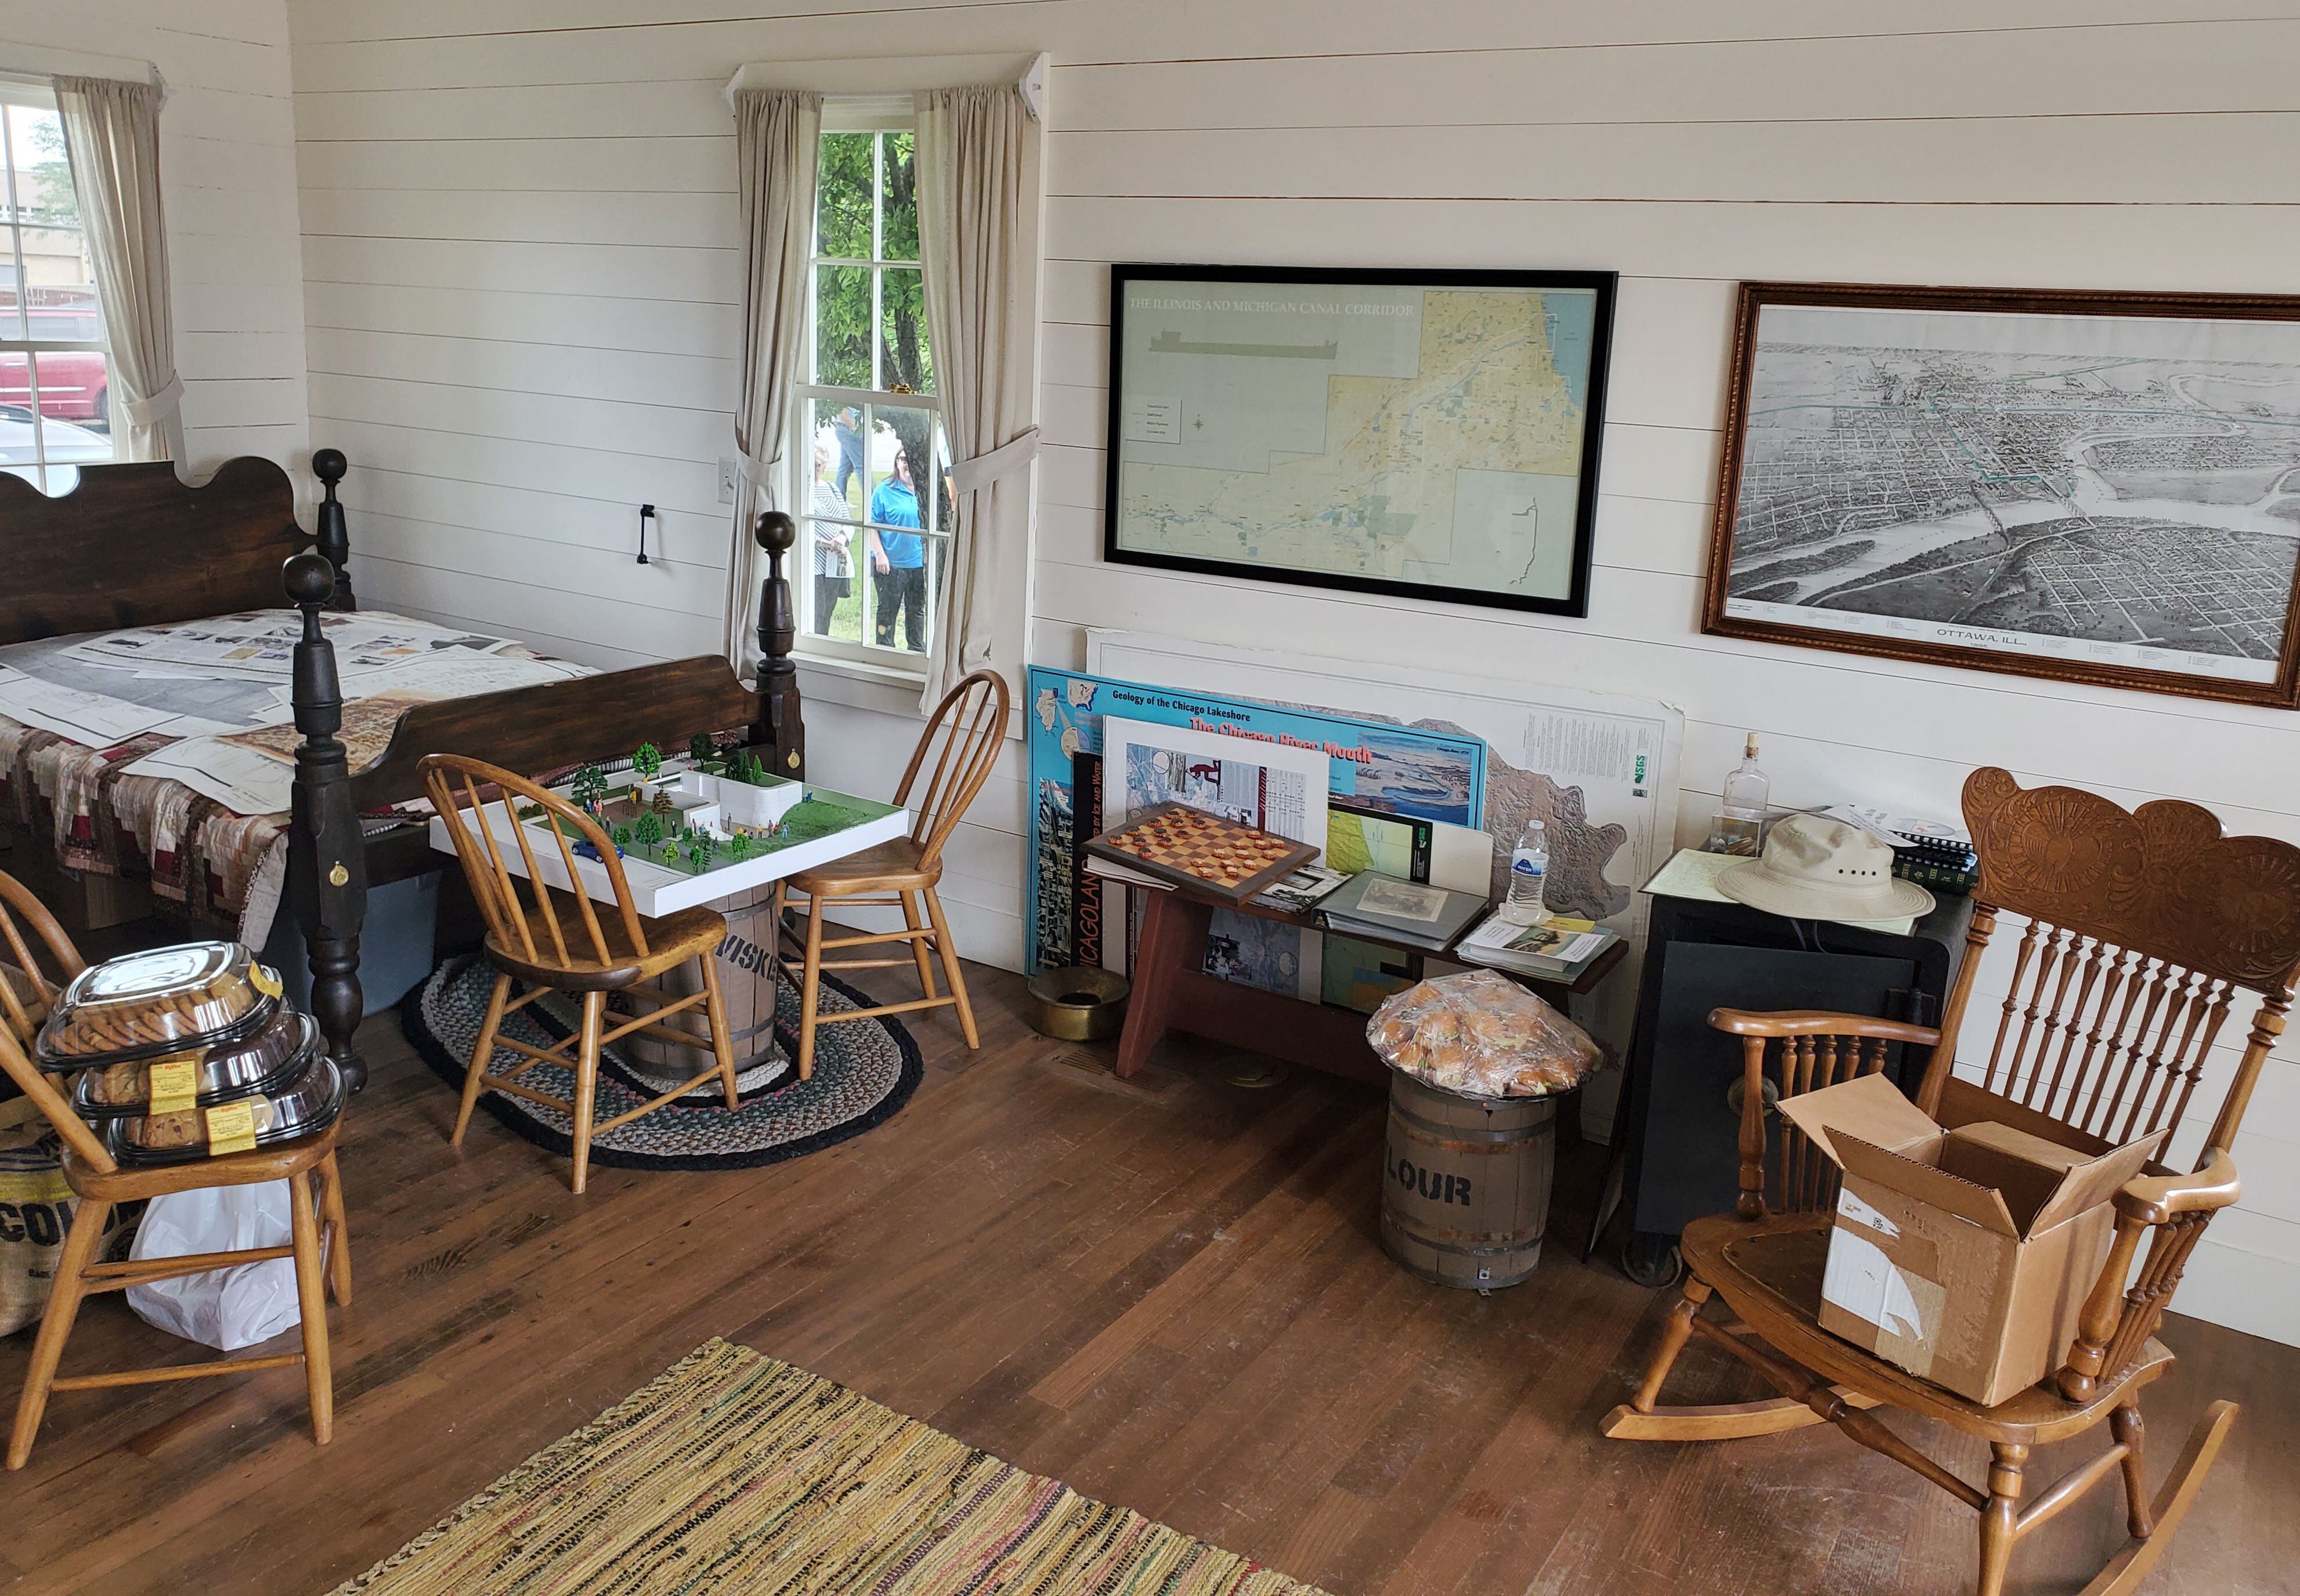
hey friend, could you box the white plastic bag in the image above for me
[125,1181,301,1351]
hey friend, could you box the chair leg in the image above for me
[924,886,979,1049]
[452,973,512,1147]
[901,890,939,999]
[570,990,603,1194]
[287,1169,334,1446]
[1977,1442,2028,1596]
[797,898,825,1081]
[1635,1276,1711,1410]
[698,953,741,1109]
[8,1196,109,1470]
[318,1150,353,1307]
[2110,1400,2151,1540]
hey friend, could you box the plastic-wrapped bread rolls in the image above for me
[1366,969,1602,1099]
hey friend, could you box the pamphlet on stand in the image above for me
[1455,909,1618,977]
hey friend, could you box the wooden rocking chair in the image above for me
[1604,767,2300,1595]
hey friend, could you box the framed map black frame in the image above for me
[1102,263,1617,618]
[1704,280,2300,709]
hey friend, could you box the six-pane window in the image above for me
[0,83,111,495]
[794,123,949,667]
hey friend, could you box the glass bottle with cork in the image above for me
[1706,733,1771,856]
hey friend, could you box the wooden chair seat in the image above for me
[62,1120,341,1203]
[773,670,1008,1081]
[0,866,350,1471]
[486,903,727,991]
[784,836,933,897]
[1686,1212,2172,1447]
[423,754,743,1194]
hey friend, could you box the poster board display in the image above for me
[1085,631,1684,1066]
[1024,667,1487,977]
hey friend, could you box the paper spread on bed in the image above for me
[0,610,594,815]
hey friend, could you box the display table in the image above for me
[1113,880,1630,1084]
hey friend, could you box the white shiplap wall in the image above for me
[285,0,2300,1345]
[2,0,308,474]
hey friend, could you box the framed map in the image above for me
[1705,281,2300,707]
[1103,265,1617,616]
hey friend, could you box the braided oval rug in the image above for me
[330,1339,1331,1596]
[399,952,920,1171]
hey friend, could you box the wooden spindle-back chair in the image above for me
[0,871,349,1469]
[0,867,83,1048]
[1604,768,2300,1596]
[772,669,1008,1078]
[420,754,740,1194]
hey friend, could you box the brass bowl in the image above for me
[1024,966,1130,1042]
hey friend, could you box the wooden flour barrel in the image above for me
[1379,1073,1558,1291]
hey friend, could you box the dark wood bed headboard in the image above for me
[0,455,315,645]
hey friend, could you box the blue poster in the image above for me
[1025,667,1485,974]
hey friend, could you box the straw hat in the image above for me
[1717,813,1936,922]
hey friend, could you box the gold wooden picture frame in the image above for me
[1702,280,2300,707]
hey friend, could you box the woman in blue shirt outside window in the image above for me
[867,448,927,652]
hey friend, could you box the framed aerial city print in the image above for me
[1704,280,2300,707]
[1103,264,1617,617]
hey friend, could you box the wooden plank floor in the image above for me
[5,958,2294,1595]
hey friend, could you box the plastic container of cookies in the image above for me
[34,941,283,1070]
[71,1008,319,1119]
[106,1052,345,1165]
[1366,969,1602,1099]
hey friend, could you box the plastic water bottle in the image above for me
[1500,819,1550,925]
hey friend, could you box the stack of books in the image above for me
[1453,909,1620,979]
[1820,804,1978,897]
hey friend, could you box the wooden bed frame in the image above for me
[0,450,807,1091]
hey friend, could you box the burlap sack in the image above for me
[1,1097,140,1337]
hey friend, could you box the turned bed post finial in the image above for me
[312,449,355,612]
[754,510,804,781]
[284,551,368,1093]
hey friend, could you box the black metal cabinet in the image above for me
[1600,890,1974,1283]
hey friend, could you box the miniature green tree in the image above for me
[633,811,663,847]
[689,732,718,766]
[612,824,633,848]
[691,835,716,870]
[727,832,754,862]
[632,742,662,781]
[570,763,607,811]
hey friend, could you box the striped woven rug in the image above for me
[331,1339,1333,1596]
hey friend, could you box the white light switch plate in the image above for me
[717,457,740,504]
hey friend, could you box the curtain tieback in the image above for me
[124,374,183,428]
[950,427,1039,494]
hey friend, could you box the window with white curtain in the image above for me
[0,78,113,494]
[791,100,954,673]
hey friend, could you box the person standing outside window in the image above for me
[807,432,852,635]
[867,449,927,652]
[831,405,865,508]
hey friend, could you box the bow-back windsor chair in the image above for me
[0,869,349,1468]
[772,669,1008,1078]
[420,755,740,1194]
[1602,768,2300,1596]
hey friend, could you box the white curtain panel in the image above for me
[913,82,1040,710]
[724,88,822,674]
[53,74,181,463]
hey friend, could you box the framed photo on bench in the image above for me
[1103,264,1617,617]
[1703,280,2300,708]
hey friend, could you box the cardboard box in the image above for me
[1776,1074,2165,1407]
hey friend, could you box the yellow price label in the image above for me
[250,964,283,1000]
[204,1101,258,1157]
[146,1056,201,1115]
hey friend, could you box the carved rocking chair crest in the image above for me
[1604,768,2300,1596]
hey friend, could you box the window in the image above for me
[792,110,949,669]
[0,81,110,494]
